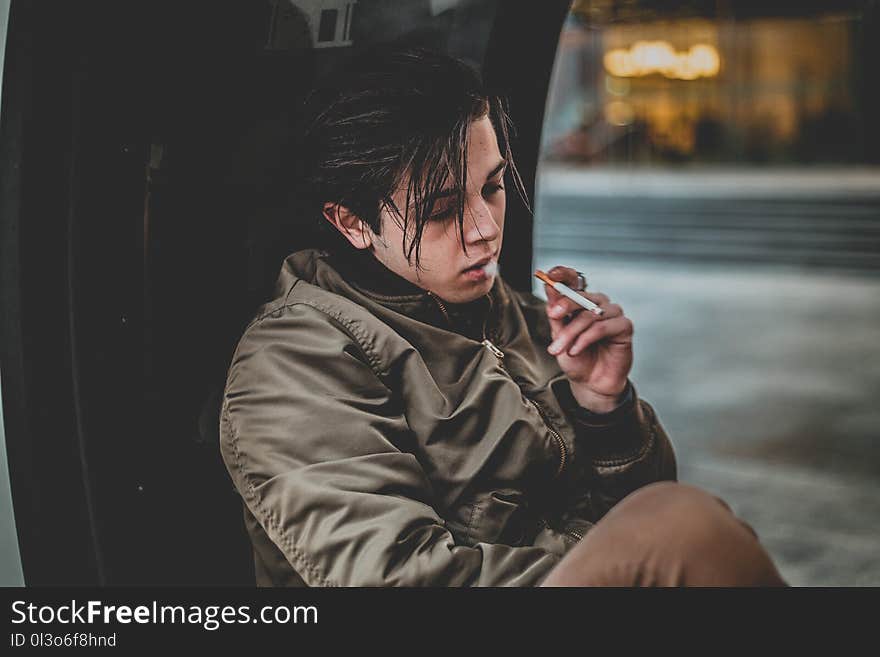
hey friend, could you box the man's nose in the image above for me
[464,199,500,244]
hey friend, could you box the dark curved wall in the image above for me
[0,0,570,585]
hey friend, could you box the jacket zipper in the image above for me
[477,307,568,480]
[426,289,568,479]
[566,527,584,541]
[426,290,451,325]
[527,396,568,478]
[538,517,583,543]
[481,339,504,359]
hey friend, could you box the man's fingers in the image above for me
[542,269,620,346]
[547,311,600,355]
[568,316,634,356]
[598,303,623,320]
[546,293,570,338]
[584,291,610,306]
[545,284,562,305]
[544,285,567,336]
[547,265,583,289]
[546,290,611,319]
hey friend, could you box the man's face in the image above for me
[370,115,507,304]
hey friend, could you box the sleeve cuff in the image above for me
[553,379,635,425]
[552,378,652,463]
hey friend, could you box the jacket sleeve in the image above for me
[221,302,563,586]
[551,377,677,521]
[513,287,677,522]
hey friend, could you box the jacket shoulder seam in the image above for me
[244,279,303,328]
[244,295,386,380]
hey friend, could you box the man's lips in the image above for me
[463,256,495,272]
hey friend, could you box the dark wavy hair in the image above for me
[293,46,528,267]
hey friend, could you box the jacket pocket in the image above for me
[448,489,533,547]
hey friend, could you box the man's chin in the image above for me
[442,276,495,304]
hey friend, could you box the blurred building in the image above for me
[543,0,879,165]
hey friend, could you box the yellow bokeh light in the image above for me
[688,44,721,77]
[604,49,634,77]
[604,41,721,80]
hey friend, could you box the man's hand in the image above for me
[542,266,633,414]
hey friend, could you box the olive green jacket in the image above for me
[220,248,676,586]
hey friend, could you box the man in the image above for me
[219,46,785,586]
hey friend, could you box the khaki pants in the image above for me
[541,482,788,587]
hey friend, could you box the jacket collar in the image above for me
[327,246,427,298]
[294,247,505,341]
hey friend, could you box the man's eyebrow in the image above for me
[429,159,508,201]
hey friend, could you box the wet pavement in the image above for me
[533,247,880,586]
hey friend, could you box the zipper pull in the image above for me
[426,290,451,326]
[482,339,504,359]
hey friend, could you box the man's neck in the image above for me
[326,247,495,340]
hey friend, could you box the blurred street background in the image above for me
[532,0,880,586]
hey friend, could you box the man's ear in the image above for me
[322,202,373,250]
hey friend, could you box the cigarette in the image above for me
[535,270,604,316]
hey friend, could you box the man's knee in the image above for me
[611,482,783,585]
[542,482,786,586]
[613,482,748,543]
[600,482,783,586]
[621,481,722,509]
[614,482,739,529]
